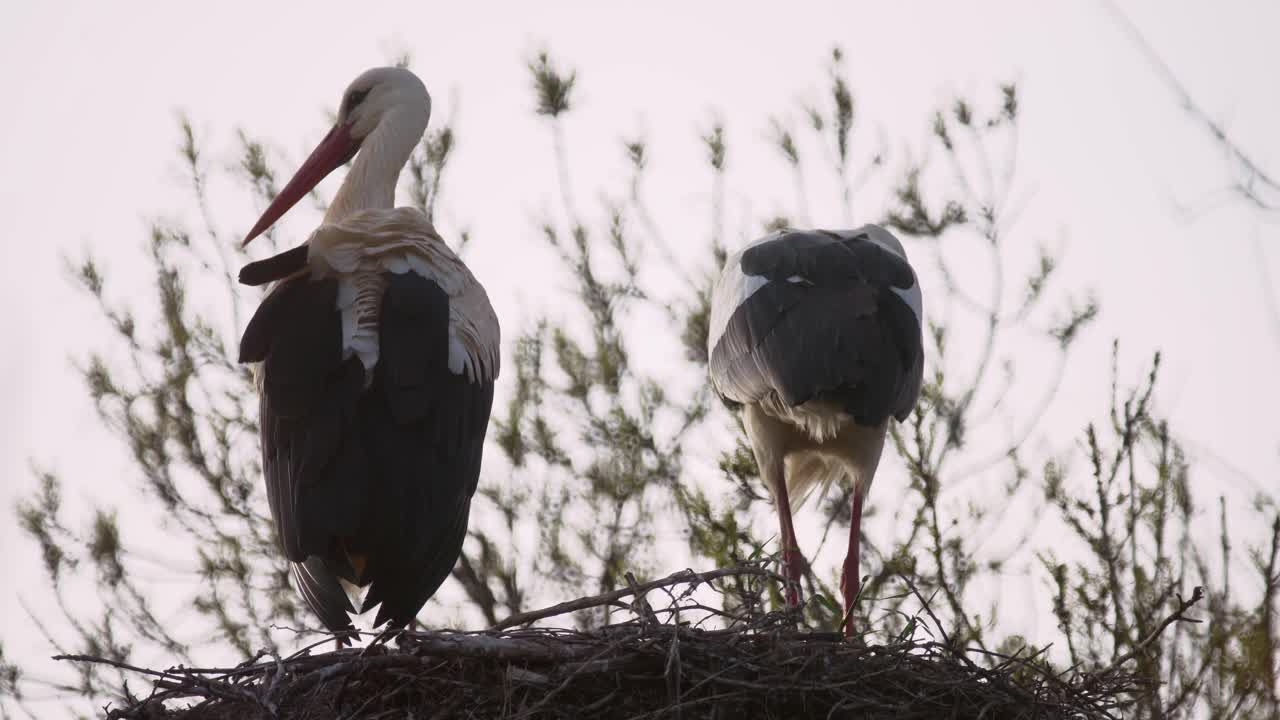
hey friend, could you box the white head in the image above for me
[339,67,431,146]
[243,66,432,246]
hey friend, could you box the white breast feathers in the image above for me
[304,207,500,383]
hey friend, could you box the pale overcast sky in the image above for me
[2,1,1277,709]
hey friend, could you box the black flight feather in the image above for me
[239,244,310,287]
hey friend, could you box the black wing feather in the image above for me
[741,230,914,290]
[246,276,365,563]
[358,273,493,628]
[239,244,310,287]
[711,230,922,425]
[240,270,493,632]
[292,556,357,633]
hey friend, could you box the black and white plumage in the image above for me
[707,225,923,635]
[236,67,499,636]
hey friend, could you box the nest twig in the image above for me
[59,563,1200,719]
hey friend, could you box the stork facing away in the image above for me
[707,226,923,636]
[237,67,499,637]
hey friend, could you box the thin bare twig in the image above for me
[1096,586,1205,679]
[490,565,779,631]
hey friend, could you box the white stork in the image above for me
[236,67,499,637]
[706,226,923,635]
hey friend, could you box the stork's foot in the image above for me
[332,627,358,651]
[362,625,405,654]
[781,547,806,608]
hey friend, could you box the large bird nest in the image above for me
[65,564,1202,719]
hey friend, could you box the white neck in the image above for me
[324,111,423,223]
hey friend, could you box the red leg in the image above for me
[743,407,806,610]
[840,489,865,637]
[762,461,803,607]
[772,476,805,608]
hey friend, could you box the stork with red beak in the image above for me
[237,67,499,636]
[707,226,923,636]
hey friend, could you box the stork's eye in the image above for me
[345,89,370,113]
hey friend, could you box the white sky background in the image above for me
[1,0,1278,708]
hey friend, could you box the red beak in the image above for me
[242,124,360,246]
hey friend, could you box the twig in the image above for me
[900,575,954,651]
[51,655,169,679]
[1095,586,1205,679]
[1102,0,1280,209]
[490,564,778,630]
